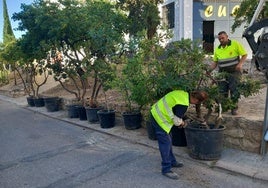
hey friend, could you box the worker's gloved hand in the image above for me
[173,116,183,126]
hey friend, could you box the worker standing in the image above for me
[209,31,247,115]
[150,90,208,180]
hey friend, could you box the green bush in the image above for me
[0,69,9,85]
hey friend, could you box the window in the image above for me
[162,2,175,29]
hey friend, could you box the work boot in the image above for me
[231,108,238,115]
[162,171,179,180]
[171,162,183,168]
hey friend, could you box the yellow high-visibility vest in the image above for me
[151,90,189,133]
[213,40,247,71]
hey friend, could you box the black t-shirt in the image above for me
[172,104,188,119]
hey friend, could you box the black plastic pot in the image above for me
[26,96,35,107]
[185,123,225,160]
[77,106,87,121]
[97,110,115,129]
[146,121,157,140]
[44,97,61,112]
[33,97,45,107]
[66,104,80,118]
[85,107,102,123]
[171,126,187,147]
[122,111,142,130]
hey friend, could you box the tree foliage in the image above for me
[12,0,127,105]
[116,0,162,39]
[2,0,15,43]
[232,0,268,32]
[114,32,209,113]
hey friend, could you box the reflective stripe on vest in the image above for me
[218,56,239,68]
[155,96,174,131]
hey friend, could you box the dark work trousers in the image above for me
[151,115,177,173]
[218,71,242,108]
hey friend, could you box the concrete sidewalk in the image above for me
[1,94,268,183]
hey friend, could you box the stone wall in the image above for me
[209,114,264,154]
[183,107,267,154]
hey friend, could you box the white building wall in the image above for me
[181,0,193,40]
[160,0,193,41]
[161,0,255,59]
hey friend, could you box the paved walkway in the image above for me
[1,94,268,184]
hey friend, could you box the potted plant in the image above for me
[47,49,87,115]
[22,60,50,108]
[120,36,205,143]
[113,60,143,130]
[97,91,116,129]
[31,59,51,107]
[113,36,165,131]
[154,40,203,147]
[84,70,104,123]
[96,59,117,129]
[184,70,261,160]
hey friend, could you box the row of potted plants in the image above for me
[26,95,142,130]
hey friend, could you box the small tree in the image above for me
[97,58,117,111]
[16,31,51,98]
[113,34,161,114]
[114,55,154,112]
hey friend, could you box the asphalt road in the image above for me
[0,100,267,188]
